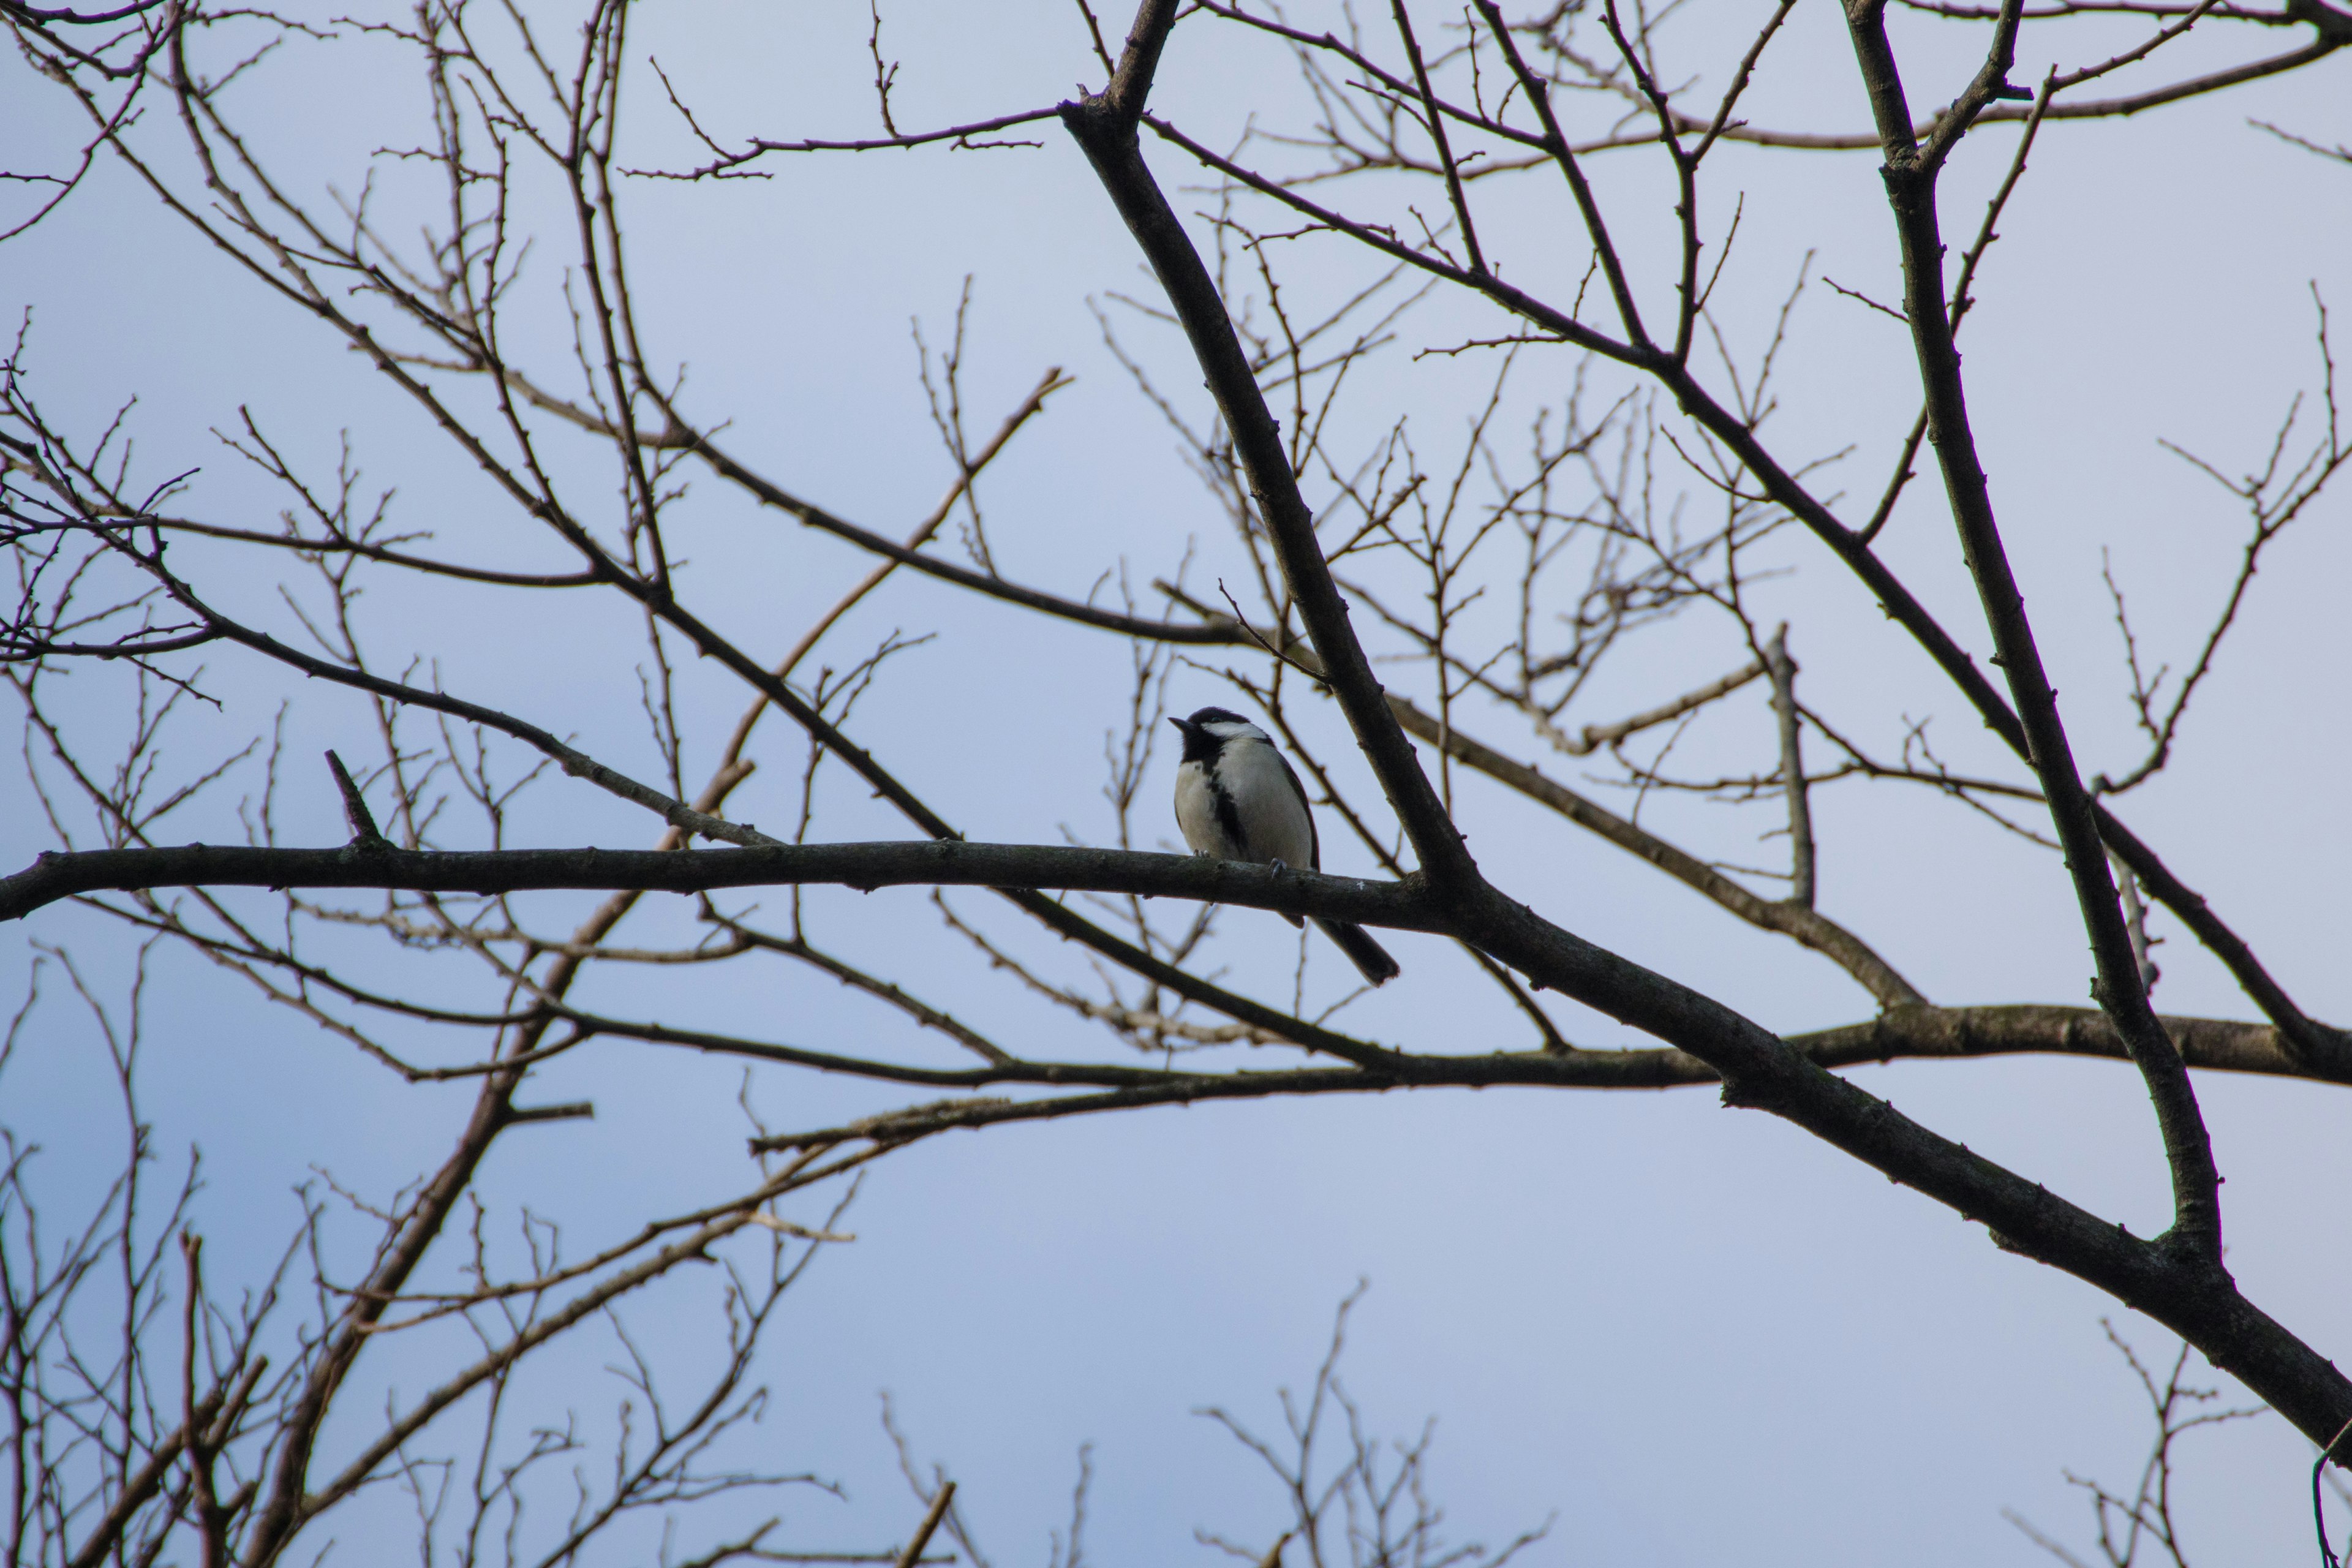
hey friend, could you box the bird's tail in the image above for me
[1313,918,1401,987]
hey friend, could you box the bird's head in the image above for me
[1169,706,1267,761]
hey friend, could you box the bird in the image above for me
[1169,706,1401,987]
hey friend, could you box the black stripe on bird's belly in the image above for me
[1208,772,1252,861]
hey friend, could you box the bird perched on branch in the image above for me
[1169,706,1401,987]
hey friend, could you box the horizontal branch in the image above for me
[13,845,2341,1093]
[635,106,1066,180]
[1795,1003,2345,1082]
[742,107,1061,154]
[0,839,1440,929]
[1596,36,2342,149]
[750,1002,2348,1148]
[1193,0,2343,157]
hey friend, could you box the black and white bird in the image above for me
[1169,706,1401,987]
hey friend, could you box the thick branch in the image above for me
[1055,0,2352,1457]
[1061,9,1477,892]
[0,840,1442,930]
[1845,0,2224,1259]
[15,855,2351,1443]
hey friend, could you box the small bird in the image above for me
[1169,706,1401,987]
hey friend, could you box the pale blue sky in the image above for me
[4,0,2349,1561]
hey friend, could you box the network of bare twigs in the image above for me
[4,0,2350,1559]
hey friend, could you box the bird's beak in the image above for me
[1168,717,1193,736]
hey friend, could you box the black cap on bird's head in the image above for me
[1169,706,1255,762]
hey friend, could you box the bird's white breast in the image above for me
[1206,737,1316,868]
[1172,759,1237,858]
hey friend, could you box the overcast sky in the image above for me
[4,1,2350,1562]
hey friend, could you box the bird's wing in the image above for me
[1271,747,1322,871]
